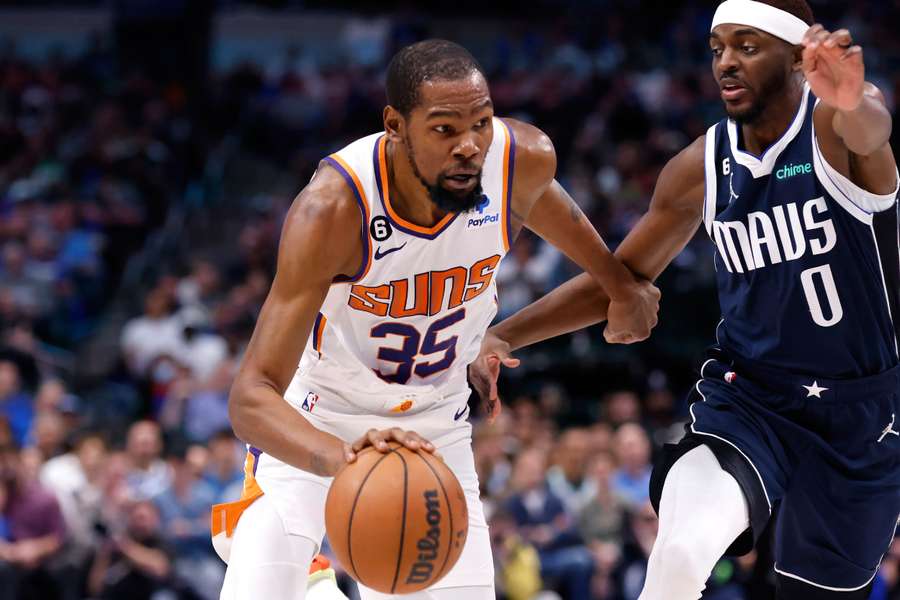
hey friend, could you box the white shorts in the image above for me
[229,378,494,591]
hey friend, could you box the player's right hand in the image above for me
[604,277,660,344]
[344,428,436,463]
[468,330,520,424]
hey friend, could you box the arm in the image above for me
[803,25,898,193]
[227,163,366,476]
[469,136,705,412]
[493,135,706,351]
[505,119,660,344]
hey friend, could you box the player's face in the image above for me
[401,72,494,213]
[710,24,798,124]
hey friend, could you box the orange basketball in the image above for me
[324,442,468,594]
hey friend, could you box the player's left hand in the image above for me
[347,427,436,458]
[604,277,660,344]
[802,24,865,112]
[469,330,520,424]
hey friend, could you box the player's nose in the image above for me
[452,134,481,162]
[717,47,742,75]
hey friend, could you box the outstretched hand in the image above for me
[469,330,520,424]
[802,24,864,112]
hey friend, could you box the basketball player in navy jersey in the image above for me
[472,1,899,598]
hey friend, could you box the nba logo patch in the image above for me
[301,392,319,413]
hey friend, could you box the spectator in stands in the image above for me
[0,359,32,446]
[120,286,182,379]
[203,429,243,503]
[578,451,627,598]
[28,410,67,459]
[124,420,171,501]
[505,447,593,600]
[40,431,107,574]
[613,501,659,600]
[87,500,175,600]
[546,427,594,515]
[611,423,652,507]
[155,442,221,600]
[0,442,68,600]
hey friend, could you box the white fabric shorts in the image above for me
[242,378,494,590]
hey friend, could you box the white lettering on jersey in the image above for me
[713,197,836,273]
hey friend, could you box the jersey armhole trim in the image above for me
[323,155,372,283]
[703,125,719,237]
[811,102,898,220]
[499,118,516,252]
[312,312,327,358]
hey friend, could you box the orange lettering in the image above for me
[348,284,390,316]
[389,273,430,318]
[429,267,467,315]
[464,255,501,302]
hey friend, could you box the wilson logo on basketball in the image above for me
[406,490,441,584]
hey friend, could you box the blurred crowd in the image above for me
[0,1,899,599]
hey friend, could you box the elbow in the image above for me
[228,380,257,444]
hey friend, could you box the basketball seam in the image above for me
[413,452,457,584]
[389,449,408,594]
[347,449,395,588]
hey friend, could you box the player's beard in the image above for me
[405,134,485,214]
[726,66,790,125]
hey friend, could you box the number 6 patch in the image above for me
[370,216,393,242]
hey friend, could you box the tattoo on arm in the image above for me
[563,188,585,222]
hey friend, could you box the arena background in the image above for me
[0,1,898,599]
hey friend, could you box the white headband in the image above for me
[711,0,810,45]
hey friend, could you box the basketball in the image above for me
[324,442,469,595]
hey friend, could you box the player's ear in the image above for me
[791,44,804,72]
[384,106,403,143]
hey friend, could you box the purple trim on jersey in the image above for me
[372,135,461,240]
[323,156,370,283]
[249,446,262,476]
[503,118,517,248]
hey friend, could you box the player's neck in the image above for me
[740,82,805,157]
[387,141,451,228]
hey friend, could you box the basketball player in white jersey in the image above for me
[212,40,660,600]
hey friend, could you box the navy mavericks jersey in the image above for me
[704,84,900,378]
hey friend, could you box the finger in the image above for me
[840,46,863,62]
[343,443,356,464]
[502,357,521,368]
[802,43,819,72]
[802,24,825,45]
[400,429,435,453]
[825,29,852,49]
[350,430,375,453]
[368,429,390,452]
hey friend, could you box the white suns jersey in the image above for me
[292,117,516,412]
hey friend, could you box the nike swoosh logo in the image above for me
[374,242,407,260]
[453,405,469,421]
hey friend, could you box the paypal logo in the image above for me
[467,213,499,228]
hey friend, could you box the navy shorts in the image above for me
[650,351,900,592]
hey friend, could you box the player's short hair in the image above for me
[385,39,485,116]
[758,0,815,25]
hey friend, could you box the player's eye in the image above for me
[474,118,489,129]
[742,45,758,54]
[433,124,453,135]
[711,47,723,57]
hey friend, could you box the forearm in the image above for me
[835,91,893,155]
[491,273,607,351]
[229,381,346,476]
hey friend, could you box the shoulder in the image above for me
[503,118,556,186]
[653,134,707,205]
[280,160,364,247]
